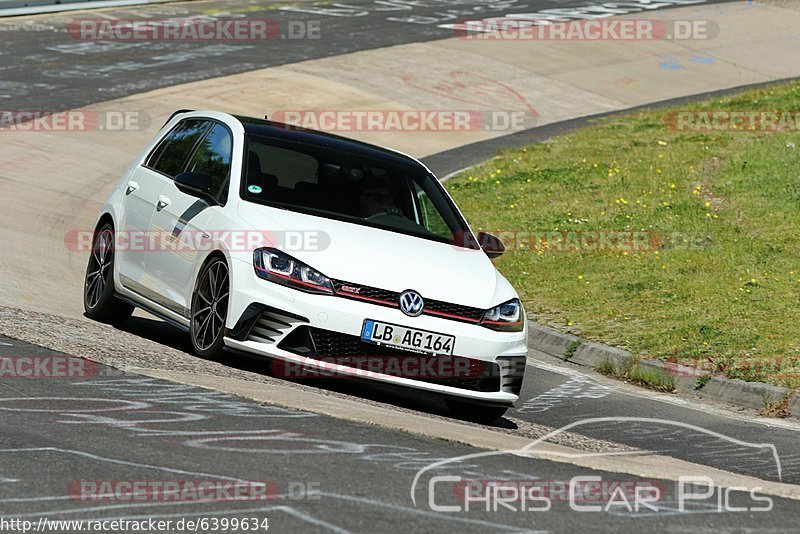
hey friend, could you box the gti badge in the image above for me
[399,290,424,317]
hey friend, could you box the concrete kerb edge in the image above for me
[526,320,797,419]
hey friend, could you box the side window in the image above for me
[146,120,210,178]
[412,180,451,240]
[185,123,233,203]
[251,144,317,189]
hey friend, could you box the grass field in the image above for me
[447,82,800,388]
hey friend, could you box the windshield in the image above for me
[241,134,474,245]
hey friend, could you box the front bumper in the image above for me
[224,257,527,404]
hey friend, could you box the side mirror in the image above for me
[476,231,505,259]
[174,171,213,199]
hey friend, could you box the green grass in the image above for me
[447,82,800,388]
[597,358,617,377]
[626,364,676,393]
[563,340,581,361]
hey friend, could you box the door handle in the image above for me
[157,195,171,211]
[125,181,139,195]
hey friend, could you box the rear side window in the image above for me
[185,123,233,203]
[146,119,210,178]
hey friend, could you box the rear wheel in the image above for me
[190,256,229,358]
[445,399,508,423]
[83,222,134,323]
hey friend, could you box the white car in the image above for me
[84,110,527,421]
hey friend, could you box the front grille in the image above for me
[425,299,484,322]
[278,326,501,392]
[306,327,370,357]
[330,279,485,324]
[332,280,398,305]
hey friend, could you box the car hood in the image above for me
[237,201,503,308]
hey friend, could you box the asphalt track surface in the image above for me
[0,0,735,111]
[516,358,800,485]
[1,334,799,533]
[113,315,800,487]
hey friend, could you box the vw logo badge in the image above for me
[399,290,424,317]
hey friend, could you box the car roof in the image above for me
[232,114,427,171]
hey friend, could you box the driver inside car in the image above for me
[357,181,404,218]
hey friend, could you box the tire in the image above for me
[445,399,508,423]
[83,222,134,324]
[190,256,229,358]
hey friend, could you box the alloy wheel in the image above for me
[85,228,113,310]
[192,259,229,351]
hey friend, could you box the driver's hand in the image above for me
[384,206,403,217]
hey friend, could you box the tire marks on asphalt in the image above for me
[516,376,612,414]
[516,356,800,484]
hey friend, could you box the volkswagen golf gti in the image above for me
[83,110,527,421]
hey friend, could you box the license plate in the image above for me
[361,320,455,356]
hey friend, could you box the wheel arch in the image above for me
[94,212,115,232]
[191,249,230,297]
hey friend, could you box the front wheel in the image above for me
[445,399,508,423]
[190,256,229,358]
[83,222,134,324]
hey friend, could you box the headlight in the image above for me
[253,248,334,295]
[481,298,524,332]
